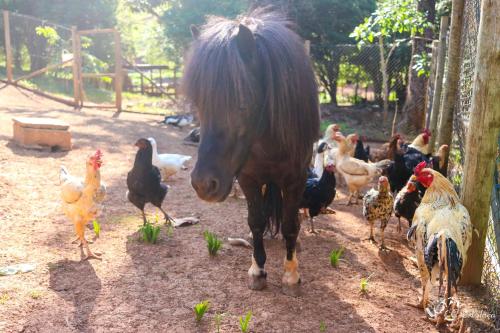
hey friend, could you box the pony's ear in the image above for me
[190,25,200,40]
[236,24,256,61]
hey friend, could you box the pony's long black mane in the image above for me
[182,8,319,164]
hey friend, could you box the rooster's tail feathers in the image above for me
[444,236,463,306]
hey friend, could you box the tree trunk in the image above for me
[460,0,500,285]
[437,0,465,175]
[379,36,389,119]
[429,16,450,151]
[317,56,339,106]
[398,0,436,134]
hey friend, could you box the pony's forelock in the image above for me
[182,9,319,164]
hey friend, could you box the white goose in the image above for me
[148,137,192,180]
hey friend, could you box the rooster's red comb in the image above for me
[414,161,427,176]
[423,128,431,136]
[94,149,102,158]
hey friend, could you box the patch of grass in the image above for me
[194,300,210,323]
[329,247,344,268]
[319,120,355,136]
[29,290,43,300]
[140,221,161,244]
[214,312,225,333]
[319,321,327,332]
[93,219,101,238]
[0,293,10,304]
[239,311,252,333]
[203,231,222,256]
[360,273,374,294]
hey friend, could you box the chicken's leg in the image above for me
[346,193,353,206]
[309,217,316,234]
[159,207,175,225]
[397,217,402,233]
[75,221,101,260]
[379,219,389,251]
[367,220,376,243]
[141,210,148,225]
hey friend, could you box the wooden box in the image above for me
[12,117,71,151]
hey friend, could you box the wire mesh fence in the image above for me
[449,0,500,327]
[6,11,75,99]
[317,43,412,108]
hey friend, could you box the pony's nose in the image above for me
[191,175,220,198]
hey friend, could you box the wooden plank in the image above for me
[3,11,13,82]
[14,59,73,83]
[81,73,116,78]
[77,28,116,35]
[114,30,123,111]
[123,64,170,70]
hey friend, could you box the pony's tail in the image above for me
[263,182,283,237]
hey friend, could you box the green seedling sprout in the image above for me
[194,300,210,322]
[92,219,101,238]
[329,247,344,268]
[203,231,222,256]
[239,311,252,333]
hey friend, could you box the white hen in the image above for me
[148,137,192,180]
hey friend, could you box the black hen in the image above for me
[127,138,173,225]
[354,139,370,162]
[393,178,422,233]
[300,164,337,233]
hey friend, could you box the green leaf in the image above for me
[92,220,101,238]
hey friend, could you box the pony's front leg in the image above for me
[281,183,303,296]
[239,176,267,290]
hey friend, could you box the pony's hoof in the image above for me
[248,275,267,290]
[282,281,302,297]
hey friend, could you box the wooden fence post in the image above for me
[459,0,500,285]
[71,26,81,107]
[429,16,450,151]
[114,29,123,111]
[437,0,465,175]
[3,10,13,82]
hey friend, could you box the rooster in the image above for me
[393,177,421,233]
[60,150,106,260]
[362,176,394,250]
[407,162,472,320]
[408,128,432,155]
[334,134,392,205]
[300,164,336,233]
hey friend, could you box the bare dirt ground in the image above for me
[0,85,495,332]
